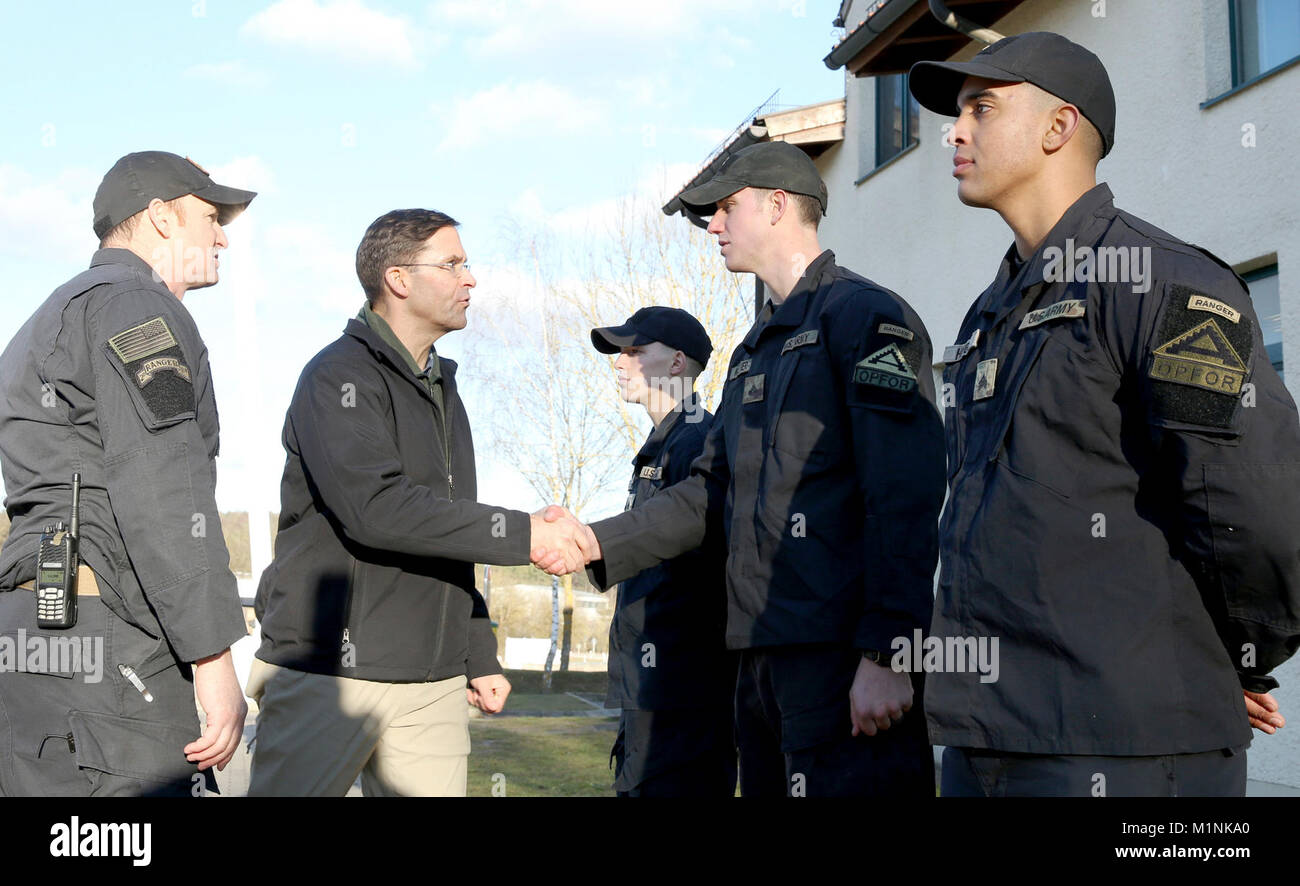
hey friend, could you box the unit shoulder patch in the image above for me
[104,315,196,425]
[1149,318,1247,395]
[853,343,917,392]
[1147,282,1255,429]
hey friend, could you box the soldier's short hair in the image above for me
[356,209,459,302]
[751,188,821,229]
[99,197,187,248]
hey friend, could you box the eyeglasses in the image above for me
[398,260,473,277]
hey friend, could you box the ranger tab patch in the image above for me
[1186,294,1240,324]
[877,323,914,341]
[854,344,916,393]
[1149,318,1247,395]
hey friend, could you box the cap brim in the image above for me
[676,176,746,217]
[591,325,650,354]
[192,183,258,225]
[908,59,1025,117]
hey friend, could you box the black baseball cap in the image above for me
[677,141,828,217]
[908,31,1116,157]
[93,151,258,239]
[591,307,713,368]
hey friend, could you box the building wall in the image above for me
[818,0,1300,788]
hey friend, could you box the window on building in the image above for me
[1232,0,1300,85]
[1244,265,1283,381]
[875,72,920,168]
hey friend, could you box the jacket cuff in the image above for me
[154,572,249,663]
[1240,672,1280,693]
[854,613,924,658]
[467,618,503,680]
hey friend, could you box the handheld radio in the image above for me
[35,473,81,629]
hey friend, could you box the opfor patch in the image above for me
[1149,318,1248,395]
[854,344,916,393]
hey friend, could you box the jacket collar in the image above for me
[982,183,1117,326]
[633,390,700,465]
[343,318,457,404]
[742,248,834,350]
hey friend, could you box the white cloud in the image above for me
[242,0,437,69]
[0,164,98,263]
[428,0,747,57]
[436,81,605,151]
[182,60,268,88]
[206,155,277,196]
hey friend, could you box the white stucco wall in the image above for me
[820,0,1299,788]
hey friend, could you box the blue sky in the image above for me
[0,0,846,517]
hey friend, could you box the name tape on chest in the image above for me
[942,329,980,364]
[729,358,752,381]
[638,465,663,481]
[781,329,819,354]
[743,373,765,403]
[1186,294,1241,324]
[1019,299,1086,330]
[1149,318,1247,394]
[973,358,998,400]
[854,343,916,392]
[878,322,914,341]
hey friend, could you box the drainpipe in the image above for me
[928,0,1005,44]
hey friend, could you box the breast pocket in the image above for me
[989,330,1120,500]
[768,349,841,466]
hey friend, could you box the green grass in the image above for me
[467,715,618,797]
[501,668,608,695]
[496,692,607,714]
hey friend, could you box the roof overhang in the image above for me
[825,0,1026,76]
[663,98,846,228]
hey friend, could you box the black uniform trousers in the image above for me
[735,644,934,797]
[0,590,213,797]
[940,746,1247,797]
[611,706,737,797]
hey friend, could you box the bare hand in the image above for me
[467,673,512,714]
[187,648,248,772]
[530,506,600,575]
[1245,690,1285,734]
[850,656,912,737]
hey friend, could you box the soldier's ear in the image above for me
[145,199,172,238]
[1043,103,1083,156]
[672,350,687,377]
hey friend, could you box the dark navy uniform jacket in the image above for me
[605,391,732,711]
[0,249,247,663]
[930,184,1300,756]
[590,250,946,656]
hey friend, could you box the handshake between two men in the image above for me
[529,506,600,575]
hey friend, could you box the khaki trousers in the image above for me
[246,658,470,797]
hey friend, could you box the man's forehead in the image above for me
[714,186,749,207]
[956,76,1025,107]
[421,226,465,256]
